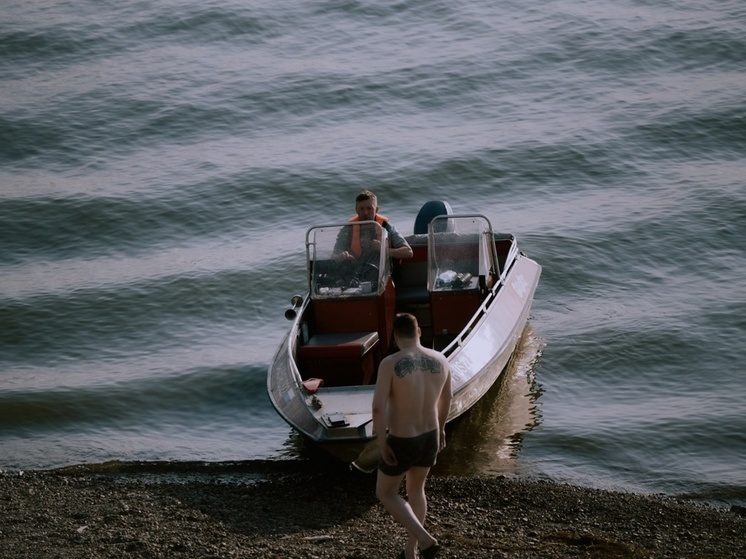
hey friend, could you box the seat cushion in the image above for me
[299,331,379,360]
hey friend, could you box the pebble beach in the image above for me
[3,464,744,559]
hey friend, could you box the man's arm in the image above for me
[372,361,396,465]
[384,222,413,260]
[390,244,413,259]
[332,227,354,260]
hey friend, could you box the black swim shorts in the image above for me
[378,429,438,476]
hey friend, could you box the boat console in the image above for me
[395,215,502,349]
[296,222,395,387]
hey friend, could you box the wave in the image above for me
[0,364,267,434]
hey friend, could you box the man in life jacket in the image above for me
[333,190,413,262]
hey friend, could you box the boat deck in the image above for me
[309,385,375,440]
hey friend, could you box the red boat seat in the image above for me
[299,331,380,387]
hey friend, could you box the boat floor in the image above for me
[311,385,375,438]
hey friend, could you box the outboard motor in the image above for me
[413,200,454,234]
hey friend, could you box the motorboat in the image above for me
[267,201,541,471]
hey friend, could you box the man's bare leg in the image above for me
[376,469,437,559]
[404,467,431,556]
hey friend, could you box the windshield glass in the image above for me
[428,215,494,292]
[306,222,390,299]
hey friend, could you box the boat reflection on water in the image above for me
[432,325,545,477]
[284,325,545,477]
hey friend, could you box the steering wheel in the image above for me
[355,261,379,284]
[331,259,378,290]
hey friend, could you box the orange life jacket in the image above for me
[347,213,388,257]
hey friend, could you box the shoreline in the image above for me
[2,463,745,558]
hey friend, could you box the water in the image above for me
[1,0,744,507]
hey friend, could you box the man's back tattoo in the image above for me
[394,355,442,378]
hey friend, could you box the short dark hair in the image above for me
[355,189,377,204]
[393,313,418,339]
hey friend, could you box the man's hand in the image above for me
[333,250,354,261]
[438,429,447,453]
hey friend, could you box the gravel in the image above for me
[2,464,744,559]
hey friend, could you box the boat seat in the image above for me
[395,260,430,306]
[298,331,379,387]
[394,239,430,307]
[396,286,430,306]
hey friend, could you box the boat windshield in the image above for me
[427,215,496,292]
[305,221,391,299]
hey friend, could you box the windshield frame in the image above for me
[305,221,391,299]
[427,214,498,292]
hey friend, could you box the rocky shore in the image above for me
[2,463,744,559]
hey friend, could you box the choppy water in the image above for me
[2,0,744,507]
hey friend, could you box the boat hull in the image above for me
[448,255,541,417]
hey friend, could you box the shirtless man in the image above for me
[372,313,452,559]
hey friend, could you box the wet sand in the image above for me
[2,463,744,559]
